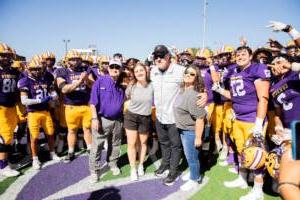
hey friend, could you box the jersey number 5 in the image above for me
[277,93,293,111]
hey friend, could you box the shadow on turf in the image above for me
[88,187,121,200]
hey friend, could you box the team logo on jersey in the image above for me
[264,69,271,78]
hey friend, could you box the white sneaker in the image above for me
[216,140,223,152]
[180,179,199,191]
[130,168,138,181]
[32,159,41,170]
[228,167,238,174]
[240,188,264,200]
[219,148,228,160]
[0,165,20,177]
[224,176,248,189]
[50,152,61,161]
[111,166,121,176]
[182,171,190,181]
[137,164,144,176]
[56,139,64,154]
[219,160,229,167]
[89,172,99,184]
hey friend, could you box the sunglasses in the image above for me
[184,71,196,77]
[153,54,166,60]
[109,64,121,70]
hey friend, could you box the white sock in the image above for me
[50,151,56,156]
[32,156,39,161]
[254,180,263,191]
[68,148,74,154]
[87,144,91,150]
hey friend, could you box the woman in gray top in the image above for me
[173,64,206,191]
[124,62,153,181]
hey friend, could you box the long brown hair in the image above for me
[130,62,151,86]
[181,64,205,93]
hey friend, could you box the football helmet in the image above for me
[65,50,81,60]
[42,51,56,60]
[196,48,213,59]
[241,136,267,170]
[220,45,234,54]
[81,55,93,65]
[253,47,272,64]
[97,55,110,64]
[27,56,42,69]
[0,43,14,55]
[11,61,25,71]
[265,147,282,179]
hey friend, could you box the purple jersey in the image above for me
[55,67,91,105]
[17,72,54,112]
[271,71,300,128]
[204,69,221,104]
[0,67,20,107]
[89,66,103,80]
[224,63,271,122]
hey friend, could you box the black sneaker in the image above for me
[163,172,179,186]
[64,153,75,163]
[154,165,169,177]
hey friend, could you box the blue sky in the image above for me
[1,0,299,60]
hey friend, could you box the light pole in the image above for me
[63,39,71,54]
[202,0,208,49]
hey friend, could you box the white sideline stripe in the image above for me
[0,159,61,200]
[162,176,209,200]
[44,173,161,200]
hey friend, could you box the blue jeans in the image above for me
[180,130,200,181]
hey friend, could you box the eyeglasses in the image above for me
[109,64,121,70]
[184,71,196,77]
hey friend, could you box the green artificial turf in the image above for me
[189,163,280,200]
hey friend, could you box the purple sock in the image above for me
[227,152,235,164]
[0,160,8,169]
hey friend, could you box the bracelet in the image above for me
[278,182,300,190]
[92,117,98,121]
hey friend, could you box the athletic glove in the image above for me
[40,96,53,104]
[266,21,289,32]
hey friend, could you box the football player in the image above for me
[213,46,270,200]
[178,48,194,67]
[270,54,300,130]
[18,56,60,170]
[55,50,92,163]
[0,43,20,177]
[42,51,56,74]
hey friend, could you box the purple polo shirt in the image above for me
[89,75,125,119]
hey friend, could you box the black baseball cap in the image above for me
[153,45,170,57]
